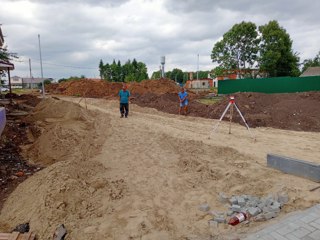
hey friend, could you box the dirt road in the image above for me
[1,97,319,239]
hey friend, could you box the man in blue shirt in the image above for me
[119,84,131,118]
[178,87,188,115]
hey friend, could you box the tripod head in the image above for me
[229,96,235,104]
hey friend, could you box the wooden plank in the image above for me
[0,233,11,240]
[0,232,36,240]
[18,232,35,240]
[8,232,19,240]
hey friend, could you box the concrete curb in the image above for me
[267,154,320,182]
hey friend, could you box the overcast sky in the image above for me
[1,0,319,80]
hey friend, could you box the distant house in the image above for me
[300,67,320,77]
[185,78,213,89]
[22,77,51,89]
[216,69,267,80]
[11,76,23,88]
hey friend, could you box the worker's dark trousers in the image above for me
[120,103,129,117]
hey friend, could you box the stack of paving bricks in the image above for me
[0,232,36,240]
[198,192,289,225]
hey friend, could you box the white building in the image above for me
[11,76,23,88]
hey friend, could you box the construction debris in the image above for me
[203,192,289,226]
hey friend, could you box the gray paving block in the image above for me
[248,207,261,217]
[309,222,320,230]
[276,222,300,235]
[285,233,301,240]
[301,214,319,223]
[270,231,288,240]
[214,216,226,223]
[231,204,241,212]
[267,154,320,182]
[291,227,311,238]
[307,230,320,240]
[237,196,246,206]
[230,196,238,204]
[198,203,210,212]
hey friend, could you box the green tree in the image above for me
[301,51,320,73]
[211,21,260,78]
[151,70,161,79]
[212,66,225,78]
[259,20,300,77]
[99,59,104,79]
[99,58,148,82]
[169,68,184,83]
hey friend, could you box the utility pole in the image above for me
[28,58,33,89]
[197,54,199,80]
[38,34,45,98]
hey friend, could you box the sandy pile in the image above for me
[22,98,107,166]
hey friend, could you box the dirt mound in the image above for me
[129,78,180,95]
[47,80,123,98]
[132,91,320,132]
[47,78,184,98]
[23,98,109,166]
[0,98,42,211]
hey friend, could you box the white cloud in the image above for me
[1,0,319,79]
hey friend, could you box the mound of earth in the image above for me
[132,91,320,132]
[46,78,183,98]
[129,78,180,95]
[46,80,123,98]
[22,98,108,166]
[0,95,42,210]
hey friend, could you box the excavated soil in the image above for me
[47,79,320,132]
[131,91,320,132]
[0,95,42,211]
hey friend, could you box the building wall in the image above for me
[186,79,212,89]
[11,76,23,88]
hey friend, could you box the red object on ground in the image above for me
[228,212,248,226]
[15,171,24,177]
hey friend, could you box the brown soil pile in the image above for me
[0,95,42,211]
[46,80,123,98]
[132,91,320,132]
[46,79,320,132]
[46,78,182,98]
[129,78,180,95]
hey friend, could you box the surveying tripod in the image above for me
[212,96,255,140]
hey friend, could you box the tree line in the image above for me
[210,20,318,78]
[99,59,148,82]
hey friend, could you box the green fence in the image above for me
[218,76,320,94]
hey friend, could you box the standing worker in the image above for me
[178,87,188,115]
[119,84,131,118]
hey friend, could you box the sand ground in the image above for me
[0,97,319,240]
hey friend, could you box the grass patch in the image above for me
[197,96,223,105]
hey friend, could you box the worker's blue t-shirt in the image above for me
[119,89,130,103]
[178,91,188,102]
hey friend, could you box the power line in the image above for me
[11,58,97,70]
